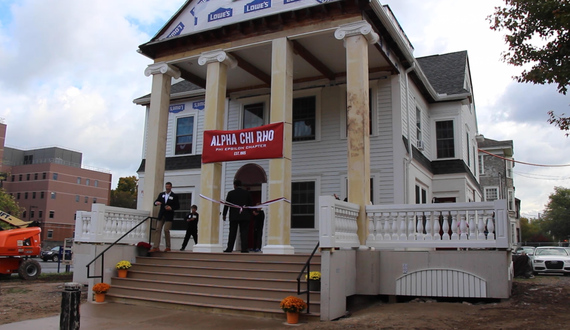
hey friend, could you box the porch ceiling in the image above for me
[170,28,393,94]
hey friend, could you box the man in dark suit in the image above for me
[150,182,180,252]
[223,179,253,253]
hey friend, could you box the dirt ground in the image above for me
[1,274,569,329]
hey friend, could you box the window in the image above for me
[34,173,38,180]
[32,192,36,199]
[76,195,80,202]
[24,155,33,164]
[19,174,22,181]
[86,179,90,186]
[53,173,58,180]
[42,172,46,179]
[93,198,97,203]
[85,196,88,203]
[478,155,485,175]
[94,180,98,187]
[40,192,45,199]
[171,193,193,231]
[485,187,499,201]
[23,211,26,218]
[47,230,53,239]
[506,159,513,178]
[51,192,56,199]
[39,210,43,218]
[293,96,316,141]
[17,193,20,200]
[26,173,30,181]
[466,132,471,166]
[11,175,14,181]
[30,210,34,218]
[291,181,315,228]
[175,116,195,155]
[416,107,422,144]
[508,189,514,211]
[77,177,81,184]
[243,102,264,129]
[436,120,455,158]
[415,185,427,204]
[24,192,28,199]
[49,211,54,218]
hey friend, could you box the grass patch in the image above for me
[4,287,31,294]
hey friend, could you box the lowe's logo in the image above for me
[284,0,301,3]
[192,101,205,111]
[208,7,233,22]
[169,104,185,113]
[245,0,271,13]
[166,22,185,38]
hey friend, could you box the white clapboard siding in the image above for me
[396,269,487,298]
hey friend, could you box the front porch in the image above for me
[74,198,512,321]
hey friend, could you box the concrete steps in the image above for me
[106,251,321,320]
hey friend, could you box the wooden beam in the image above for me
[178,68,206,89]
[291,39,336,81]
[231,53,272,85]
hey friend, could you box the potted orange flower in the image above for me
[92,282,111,303]
[280,296,307,324]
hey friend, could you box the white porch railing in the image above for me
[366,200,509,249]
[75,204,151,244]
[319,195,361,248]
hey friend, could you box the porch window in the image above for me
[485,187,498,201]
[171,193,193,230]
[291,181,315,228]
[175,116,195,155]
[293,96,316,141]
[436,120,454,158]
[243,102,264,129]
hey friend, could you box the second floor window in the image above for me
[485,187,499,201]
[436,120,455,158]
[243,102,264,129]
[175,116,194,155]
[293,96,316,141]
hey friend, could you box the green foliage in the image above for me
[542,187,570,241]
[0,188,22,229]
[489,1,570,133]
[520,217,551,242]
[110,176,138,209]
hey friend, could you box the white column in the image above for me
[335,21,378,246]
[141,63,181,215]
[193,50,237,253]
[264,37,294,255]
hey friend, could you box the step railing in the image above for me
[296,242,320,314]
[85,216,155,283]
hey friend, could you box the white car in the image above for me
[532,247,570,275]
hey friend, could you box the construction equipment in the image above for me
[0,211,42,280]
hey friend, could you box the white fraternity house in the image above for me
[74,0,515,320]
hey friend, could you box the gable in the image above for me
[155,0,343,42]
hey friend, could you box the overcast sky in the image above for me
[1,0,568,218]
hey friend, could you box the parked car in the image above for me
[40,246,72,262]
[514,246,536,257]
[532,247,570,275]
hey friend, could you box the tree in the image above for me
[0,188,22,230]
[110,176,138,209]
[542,186,570,241]
[519,217,551,242]
[488,0,570,131]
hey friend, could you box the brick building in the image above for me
[0,123,112,245]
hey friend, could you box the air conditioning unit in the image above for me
[417,140,425,150]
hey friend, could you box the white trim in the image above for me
[237,95,270,129]
[171,113,198,156]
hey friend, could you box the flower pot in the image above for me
[137,246,150,257]
[94,293,106,303]
[308,280,321,292]
[117,269,128,278]
[286,312,299,324]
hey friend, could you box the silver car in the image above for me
[533,247,570,275]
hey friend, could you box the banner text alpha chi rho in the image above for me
[202,122,284,163]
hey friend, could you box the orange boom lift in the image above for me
[0,211,42,280]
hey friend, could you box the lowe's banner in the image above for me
[159,0,341,40]
[202,122,284,163]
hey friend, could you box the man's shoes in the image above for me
[254,249,261,252]
[149,248,160,253]
[223,249,232,253]
[241,250,249,253]
[164,248,171,252]
[180,248,185,251]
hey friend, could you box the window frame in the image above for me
[292,89,321,143]
[173,113,197,156]
[435,120,455,159]
[485,187,499,201]
[291,177,320,229]
[239,95,269,129]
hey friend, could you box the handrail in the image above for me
[296,242,320,314]
[86,216,156,283]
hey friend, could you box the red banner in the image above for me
[202,122,284,163]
